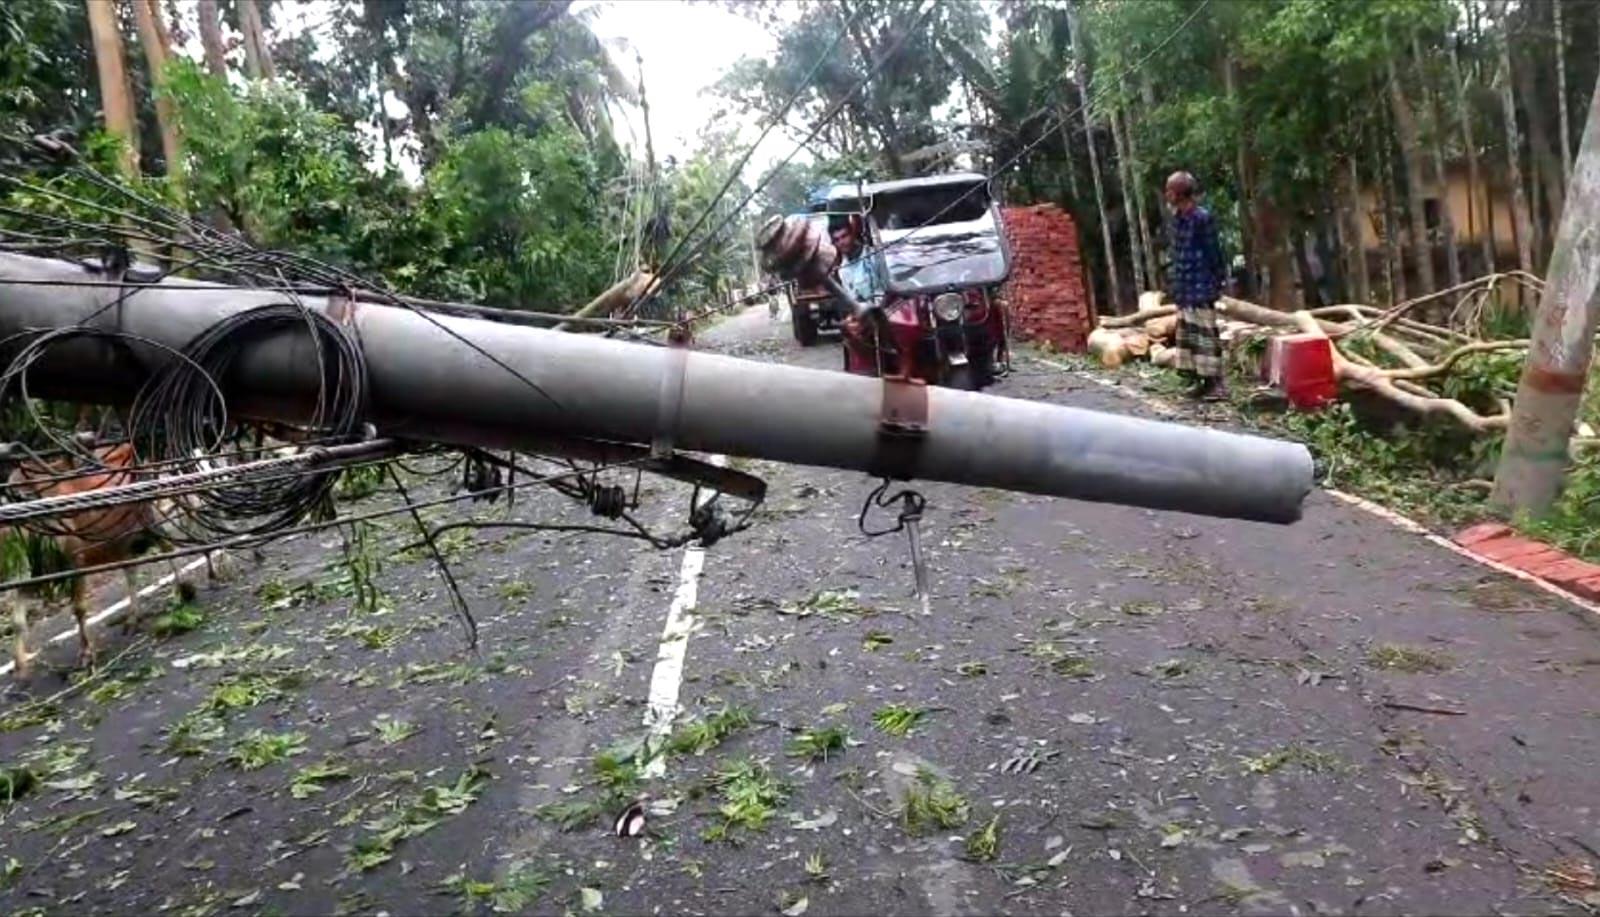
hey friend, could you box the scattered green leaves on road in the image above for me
[373,716,418,745]
[667,707,751,756]
[780,589,874,619]
[228,731,307,771]
[900,768,969,836]
[148,600,207,637]
[289,760,352,798]
[703,758,788,842]
[787,726,848,762]
[965,815,1001,861]
[873,704,926,738]
[349,767,488,871]
[1368,644,1456,673]
[1239,744,1344,775]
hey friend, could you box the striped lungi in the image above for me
[1173,305,1222,379]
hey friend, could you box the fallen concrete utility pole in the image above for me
[0,252,1314,523]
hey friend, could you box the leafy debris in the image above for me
[703,758,788,842]
[228,731,308,771]
[899,768,969,836]
[779,589,874,619]
[787,725,848,762]
[965,815,1001,861]
[1239,744,1344,775]
[289,760,352,799]
[348,767,489,871]
[667,707,752,756]
[1368,644,1456,673]
[872,704,927,738]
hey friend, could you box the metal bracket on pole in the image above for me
[325,290,359,327]
[872,376,928,480]
[652,326,692,459]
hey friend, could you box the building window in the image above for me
[1423,198,1442,230]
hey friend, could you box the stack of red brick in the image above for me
[1453,522,1600,600]
[1000,204,1094,353]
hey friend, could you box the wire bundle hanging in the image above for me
[127,302,370,539]
[0,128,771,658]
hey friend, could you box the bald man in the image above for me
[1164,171,1227,399]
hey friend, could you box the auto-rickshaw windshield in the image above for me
[870,182,989,230]
[867,181,1008,293]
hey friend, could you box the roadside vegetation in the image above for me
[1089,337,1600,563]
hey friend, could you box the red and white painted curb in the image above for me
[1450,521,1600,605]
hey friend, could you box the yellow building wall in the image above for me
[1357,163,1519,256]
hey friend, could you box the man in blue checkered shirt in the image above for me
[1165,171,1227,399]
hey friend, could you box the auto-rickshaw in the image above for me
[821,173,1013,389]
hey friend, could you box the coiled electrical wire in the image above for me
[128,302,369,539]
[0,326,224,543]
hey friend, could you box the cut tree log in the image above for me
[1101,304,1174,328]
[1144,314,1177,340]
[1087,327,1124,367]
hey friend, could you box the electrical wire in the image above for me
[0,443,400,526]
[627,2,876,310]
[645,2,943,324]
[0,126,776,610]
[384,462,476,648]
[127,302,369,540]
[621,0,885,318]
[0,457,653,595]
[864,0,1214,264]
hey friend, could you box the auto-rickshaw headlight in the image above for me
[932,292,964,322]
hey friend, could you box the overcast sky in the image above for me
[583,0,778,163]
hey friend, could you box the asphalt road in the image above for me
[3,304,1599,916]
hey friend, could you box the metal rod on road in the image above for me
[0,252,1315,523]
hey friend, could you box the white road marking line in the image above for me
[0,555,211,677]
[641,454,726,778]
[1036,356,1600,615]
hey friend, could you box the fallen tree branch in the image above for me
[1218,296,1349,335]
[552,269,658,332]
[1309,305,1465,347]
[1099,288,1528,435]
[1281,309,1510,433]
[1363,328,1432,369]
[1382,339,1530,381]
[1372,271,1545,334]
[1381,699,1467,716]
